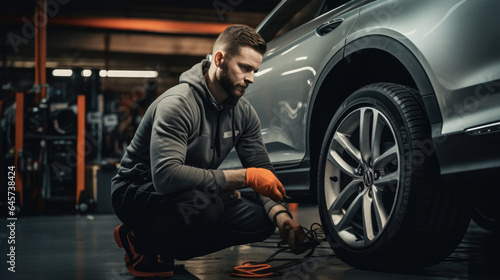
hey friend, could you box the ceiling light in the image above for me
[52,69,73,77]
[52,69,159,78]
[99,70,158,78]
[82,70,92,77]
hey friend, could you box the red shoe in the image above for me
[114,225,174,278]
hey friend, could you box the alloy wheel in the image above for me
[323,107,400,248]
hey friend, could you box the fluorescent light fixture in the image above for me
[100,70,158,78]
[52,69,159,78]
[52,69,73,77]
[82,69,92,77]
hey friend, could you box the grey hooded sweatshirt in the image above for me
[111,59,281,213]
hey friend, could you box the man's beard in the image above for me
[219,61,245,98]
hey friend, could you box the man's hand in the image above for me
[246,168,286,202]
[274,211,307,254]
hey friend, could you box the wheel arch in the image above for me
[307,35,441,192]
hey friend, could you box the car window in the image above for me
[320,0,352,15]
[271,0,324,40]
[259,0,352,42]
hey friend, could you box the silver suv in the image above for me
[221,0,500,271]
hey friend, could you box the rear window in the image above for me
[259,0,352,42]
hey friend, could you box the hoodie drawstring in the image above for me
[210,112,215,151]
[211,106,236,163]
[232,108,236,146]
[215,112,221,158]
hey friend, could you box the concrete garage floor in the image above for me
[2,204,497,280]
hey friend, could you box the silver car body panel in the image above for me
[220,0,500,177]
[220,2,361,170]
[347,0,500,135]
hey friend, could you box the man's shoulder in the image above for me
[143,83,200,121]
[234,97,256,115]
[153,84,201,109]
[157,83,196,101]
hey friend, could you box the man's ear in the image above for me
[214,51,225,68]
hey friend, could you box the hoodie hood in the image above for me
[179,59,240,111]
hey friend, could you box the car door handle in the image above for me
[316,19,343,36]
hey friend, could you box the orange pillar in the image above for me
[34,0,47,103]
[76,95,86,205]
[15,92,24,206]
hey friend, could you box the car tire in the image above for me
[472,180,500,231]
[472,207,499,232]
[317,83,472,271]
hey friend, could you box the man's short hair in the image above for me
[214,24,267,57]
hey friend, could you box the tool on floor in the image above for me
[231,223,325,278]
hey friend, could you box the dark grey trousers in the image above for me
[112,179,276,260]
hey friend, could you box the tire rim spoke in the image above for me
[362,193,375,242]
[328,148,357,177]
[333,132,362,166]
[359,108,372,165]
[372,187,388,230]
[373,145,398,169]
[329,179,362,215]
[371,111,384,161]
[334,191,364,232]
[376,171,399,185]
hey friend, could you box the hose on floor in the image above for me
[231,223,325,278]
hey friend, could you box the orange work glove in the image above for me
[245,167,286,202]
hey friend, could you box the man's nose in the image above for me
[245,72,254,84]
